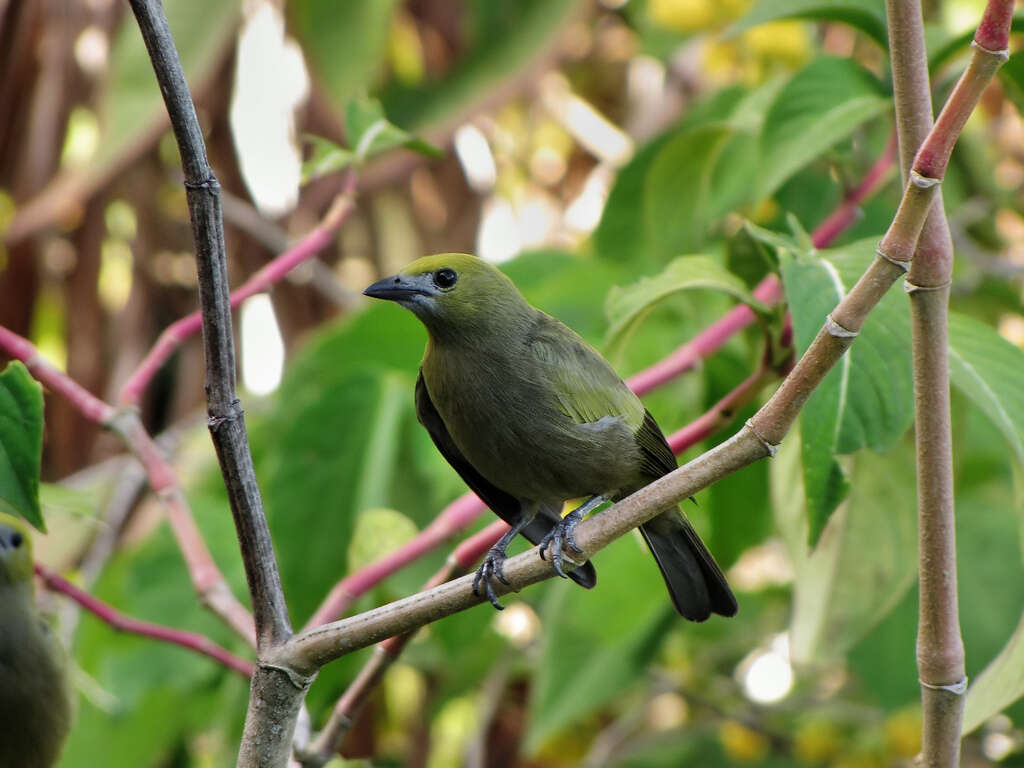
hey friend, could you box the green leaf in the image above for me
[525,534,673,754]
[0,362,45,531]
[302,100,442,182]
[947,312,1024,473]
[728,0,888,47]
[379,0,580,129]
[780,237,913,543]
[347,507,419,574]
[774,436,917,665]
[289,0,399,112]
[100,0,238,170]
[344,98,442,162]
[301,135,353,183]
[758,57,890,199]
[645,125,758,259]
[604,255,770,351]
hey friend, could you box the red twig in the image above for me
[119,178,357,406]
[0,327,115,424]
[810,135,898,249]
[35,563,254,678]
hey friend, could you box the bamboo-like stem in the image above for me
[0,328,257,646]
[885,1,1011,764]
[119,178,357,406]
[36,564,254,678]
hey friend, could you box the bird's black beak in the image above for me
[363,273,433,302]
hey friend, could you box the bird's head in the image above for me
[0,513,33,589]
[364,254,530,339]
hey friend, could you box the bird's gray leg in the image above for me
[473,512,534,611]
[539,494,610,579]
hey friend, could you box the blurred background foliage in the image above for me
[3,0,1024,765]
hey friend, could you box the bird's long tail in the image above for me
[638,510,737,621]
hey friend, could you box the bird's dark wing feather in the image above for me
[636,408,678,478]
[415,371,596,589]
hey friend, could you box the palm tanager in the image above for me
[365,254,737,621]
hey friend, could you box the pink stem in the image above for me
[811,135,897,249]
[0,327,115,425]
[119,181,356,406]
[36,563,254,678]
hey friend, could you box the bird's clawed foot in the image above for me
[539,508,586,579]
[473,546,511,610]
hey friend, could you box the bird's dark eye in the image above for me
[434,268,458,289]
[9,532,22,549]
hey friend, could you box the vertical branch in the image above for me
[125,1,303,765]
[125,0,290,650]
[884,1,1012,765]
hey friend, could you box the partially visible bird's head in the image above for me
[0,513,33,589]
[363,254,530,338]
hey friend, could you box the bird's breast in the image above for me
[422,347,641,503]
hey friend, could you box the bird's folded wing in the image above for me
[528,315,645,427]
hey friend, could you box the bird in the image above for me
[364,254,737,621]
[0,514,72,768]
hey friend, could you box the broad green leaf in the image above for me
[262,367,415,624]
[729,0,888,47]
[947,312,1024,473]
[604,255,770,351]
[0,362,45,530]
[289,0,398,112]
[344,99,442,162]
[595,81,782,268]
[781,237,913,543]
[347,507,419,574]
[759,57,890,199]
[525,534,673,754]
[301,135,353,183]
[379,0,580,129]
[645,126,758,260]
[100,0,237,169]
[774,436,917,665]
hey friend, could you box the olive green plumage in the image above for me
[0,514,72,768]
[365,254,736,621]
